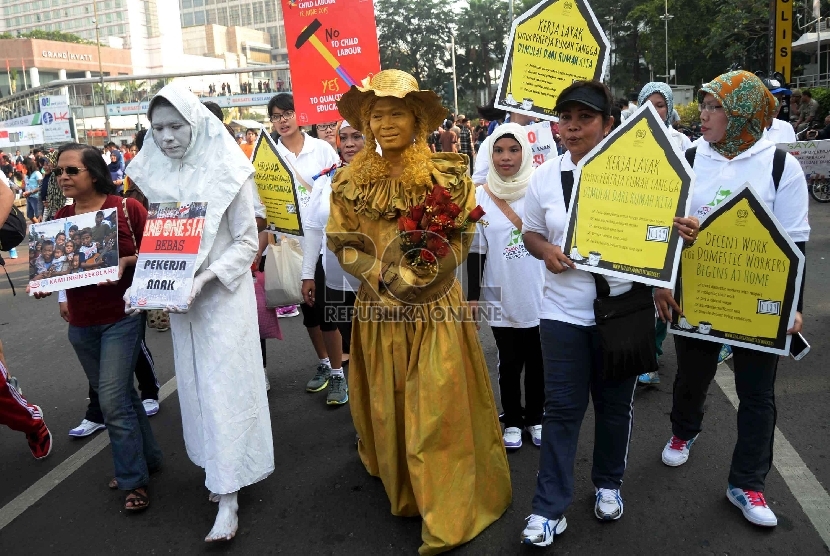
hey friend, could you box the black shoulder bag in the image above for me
[562,170,657,380]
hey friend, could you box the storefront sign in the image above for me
[669,184,804,355]
[41,51,93,62]
[562,102,694,287]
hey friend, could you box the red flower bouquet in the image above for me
[397,184,486,271]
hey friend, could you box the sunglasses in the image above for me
[53,166,89,176]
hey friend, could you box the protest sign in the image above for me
[28,209,119,294]
[281,0,381,126]
[526,120,556,166]
[777,139,830,178]
[251,131,304,236]
[130,202,207,311]
[669,184,804,355]
[495,0,609,120]
[562,102,694,287]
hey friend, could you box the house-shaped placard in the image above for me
[669,183,804,355]
[495,0,609,120]
[561,101,695,288]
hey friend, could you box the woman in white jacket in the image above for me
[655,71,809,529]
[126,84,274,543]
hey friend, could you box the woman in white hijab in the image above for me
[466,123,545,450]
[126,84,274,542]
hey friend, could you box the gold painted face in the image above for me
[369,97,416,155]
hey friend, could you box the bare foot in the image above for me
[208,492,220,503]
[204,492,238,542]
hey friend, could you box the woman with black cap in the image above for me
[519,80,699,547]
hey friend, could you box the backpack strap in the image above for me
[684,146,697,167]
[772,147,787,192]
[561,170,574,211]
[686,145,785,191]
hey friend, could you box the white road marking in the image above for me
[0,377,177,531]
[715,368,830,546]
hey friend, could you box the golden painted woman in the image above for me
[326,70,512,554]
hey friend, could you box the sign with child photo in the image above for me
[27,209,119,294]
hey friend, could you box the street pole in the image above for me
[451,35,458,118]
[92,0,112,141]
[509,0,514,23]
[605,16,614,85]
[659,0,673,84]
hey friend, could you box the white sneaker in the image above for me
[527,424,542,447]
[142,399,159,416]
[521,514,567,547]
[68,419,105,438]
[504,427,522,449]
[662,434,698,467]
[594,488,623,520]
[727,485,778,527]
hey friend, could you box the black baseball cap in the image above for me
[554,87,609,114]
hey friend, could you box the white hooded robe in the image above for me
[127,85,274,494]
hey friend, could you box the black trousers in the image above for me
[671,336,778,491]
[491,325,544,428]
[86,313,159,423]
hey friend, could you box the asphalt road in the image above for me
[1,202,829,555]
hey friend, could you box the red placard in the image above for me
[281,0,381,126]
[141,217,205,255]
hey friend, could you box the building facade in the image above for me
[178,0,290,85]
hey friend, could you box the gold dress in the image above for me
[326,153,512,555]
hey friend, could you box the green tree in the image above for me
[118,80,147,103]
[375,0,452,91]
[0,30,90,44]
[455,0,511,101]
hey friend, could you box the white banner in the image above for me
[41,110,72,144]
[0,125,44,148]
[526,121,556,167]
[778,140,830,178]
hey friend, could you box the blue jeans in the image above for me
[532,319,638,520]
[68,315,162,490]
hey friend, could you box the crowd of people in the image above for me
[0,65,810,553]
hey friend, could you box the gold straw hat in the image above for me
[338,69,447,134]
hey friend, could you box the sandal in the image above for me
[124,488,150,512]
[109,465,162,489]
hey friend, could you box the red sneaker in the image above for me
[27,406,52,460]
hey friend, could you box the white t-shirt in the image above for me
[522,153,633,327]
[762,118,797,145]
[689,140,810,242]
[274,132,339,232]
[472,135,492,185]
[302,172,360,292]
[470,187,544,328]
[668,127,693,152]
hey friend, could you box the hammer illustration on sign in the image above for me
[295,19,358,87]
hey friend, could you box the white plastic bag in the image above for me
[264,237,304,307]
